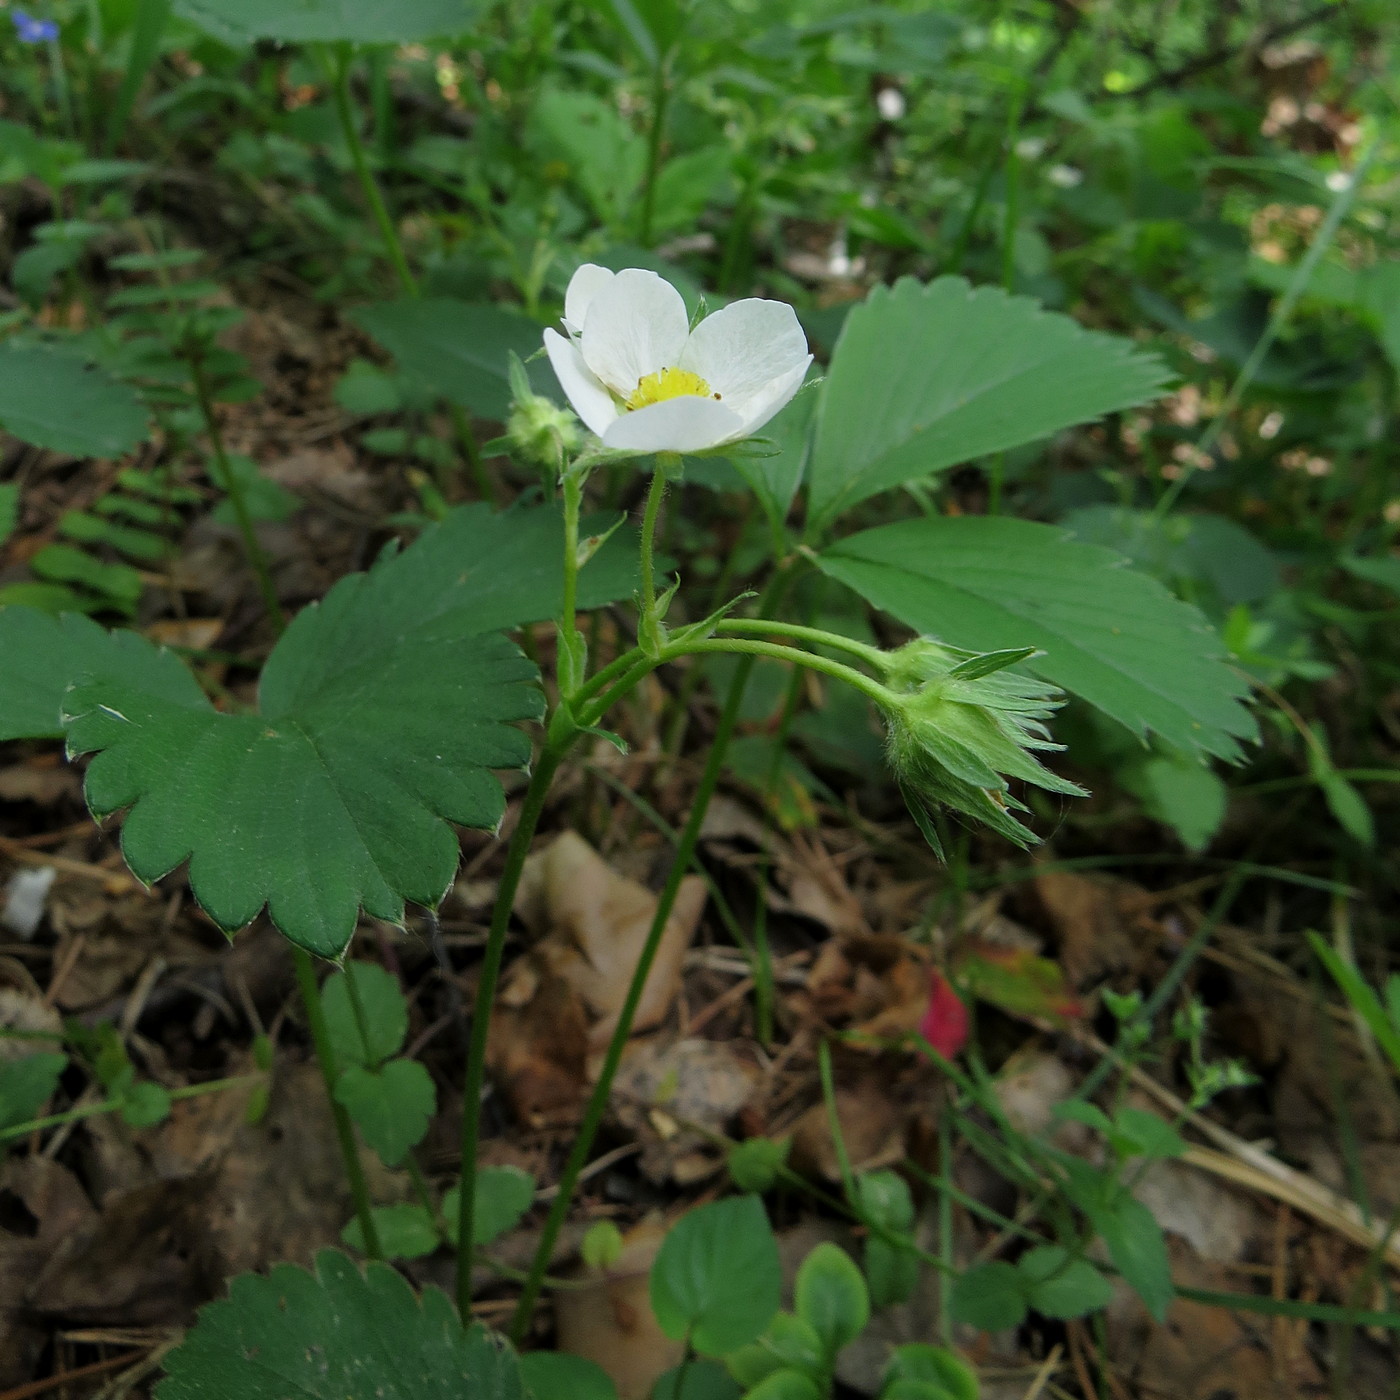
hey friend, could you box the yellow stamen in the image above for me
[625,366,716,411]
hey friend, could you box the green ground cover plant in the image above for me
[0,0,1397,1395]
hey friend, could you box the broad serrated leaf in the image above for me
[0,344,149,458]
[820,516,1256,759]
[806,277,1171,527]
[7,504,635,954]
[0,609,204,742]
[155,1250,524,1400]
[353,300,552,420]
[174,0,478,43]
[334,1058,435,1166]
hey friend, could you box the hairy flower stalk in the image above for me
[877,639,1087,851]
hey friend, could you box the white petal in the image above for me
[562,263,616,336]
[544,328,618,438]
[678,298,810,418]
[601,396,744,454]
[580,269,690,397]
[733,359,812,438]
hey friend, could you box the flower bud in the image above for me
[506,390,583,471]
[879,638,1086,849]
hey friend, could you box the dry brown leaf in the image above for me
[553,1217,682,1400]
[514,832,705,1047]
[1029,867,1144,987]
[789,1075,906,1182]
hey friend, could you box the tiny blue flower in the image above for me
[12,10,60,42]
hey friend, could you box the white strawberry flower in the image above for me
[543,264,812,455]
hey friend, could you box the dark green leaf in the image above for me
[807,277,1170,526]
[353,300,550,421]
[520,1352,619,1400]
[342,1203,441,1260]
[652,1360,743,1400]
[883,1344,979,1400]
[1092,1192,1174,1322]
[0,344,149,458]
[650,1196,782,1356]
[820,516,1256,760]
[1016,1245,1113,1320]
[0,1053,68,1132]
[121,1080,173,1128]
[0,609,203,742]
[949,1261,1026,1332]
[155,1250,525,1399]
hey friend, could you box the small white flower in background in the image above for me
[1325,170,1352,193]
[3,866,56,939]
[876,86,906,121]
[1014,136,1047,160]
[1047,164,1083,188]
[544,265,812,455]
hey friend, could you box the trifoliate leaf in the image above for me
[806,277,1171,527]
[334,1058,436,1166]
[155,1250,525,1400]
[0,344,149,458]
[821,516,1256,760]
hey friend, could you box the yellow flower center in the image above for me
[625,366,717,411]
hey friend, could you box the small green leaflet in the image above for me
[155,1251,524,1400]
[820,516,1256,760]
[173,0,478,44]
[52,503,636,956]
[806,277,1171,529]
[0,343,149,458]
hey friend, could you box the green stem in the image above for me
[637,55,672,247]
[456,741,567,1316]
[188,344,286,632]
[638,465,671,655]
[509,576,799,1342]
[559,471,585,696]
[712,617,887,668]
[293,946,382,1260]
[668,639,896,708]
[0,1073,261,1145]
[325,44,418,298]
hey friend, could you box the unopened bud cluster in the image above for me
[877,638,1085,849]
